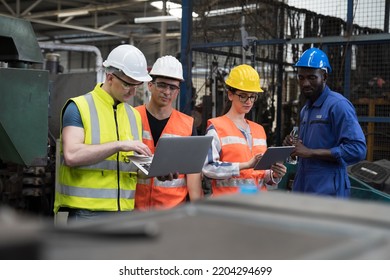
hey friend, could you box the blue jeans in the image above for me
[67,209,117,224]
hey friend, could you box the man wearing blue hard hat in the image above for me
[284,47,366,198]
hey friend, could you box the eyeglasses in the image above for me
[112,73,143,90]
[233,92,259,103]
[152,81,180,92]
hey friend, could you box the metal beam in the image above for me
[288,33,390,45]
[27,18,130,39]
[192,33,390,51]
[180,0,193,115]
[358,117,390,123]
[0,0,15,16]
[21,0,43,17]
[24,1,137,19]
[98,19,122,30]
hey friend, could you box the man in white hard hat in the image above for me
[54,44,154,222]
[135,55,203,210]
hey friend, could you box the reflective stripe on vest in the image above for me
[215,178,264,187]
[143,130,152,141]
[59,184,135,199]
[60,155,138,172]
[137,177,186,188]
[125,105,141,141]
[220,135,246,146]
[220,135,267,147]
[254,138,267,146]
[142,132,183,141]
[85,93,140,143]
[160,133,182,138]
[84,93,100,144]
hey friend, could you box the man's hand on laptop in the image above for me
[122,140,152,157]
[157,172,179,182]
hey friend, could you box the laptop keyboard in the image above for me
[140,163,151,172]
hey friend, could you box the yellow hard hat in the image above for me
[225,64,263,92]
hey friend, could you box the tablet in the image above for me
[254,146,295,170]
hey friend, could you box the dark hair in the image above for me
[221,87,236,115]
[226,85,236,93]
[222,99,232,115]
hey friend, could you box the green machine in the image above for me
[0,15,49,166]
[278,163,390,204]
[0,15,51,214]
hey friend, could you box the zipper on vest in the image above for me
[113,105,121,211]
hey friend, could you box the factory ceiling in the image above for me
[0,0,184,47]
[0,0,298,59]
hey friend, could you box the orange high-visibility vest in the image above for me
[208,115,267,196]
[135,105,194,210]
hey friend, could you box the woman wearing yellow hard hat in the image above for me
[202,64,286,196]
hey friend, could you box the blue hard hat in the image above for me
[295,47,332,73]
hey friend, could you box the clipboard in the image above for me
[254,146,295,170]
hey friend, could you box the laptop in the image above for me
[254,146,295,170]
[128,136,213,177]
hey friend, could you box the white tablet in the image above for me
[254,146,295,170]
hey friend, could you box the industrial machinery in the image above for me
[0,15,96,215]
[2,191,390,260]
[0,15,52,214]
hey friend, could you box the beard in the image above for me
[301,83,325,102]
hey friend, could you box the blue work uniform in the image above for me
[293,86,367,197]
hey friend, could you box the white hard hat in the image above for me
[149,55,184,81]
[102,44,152,82]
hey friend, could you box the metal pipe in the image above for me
[241,15,246,63]
[385,0,390,33]
[160,0,167,56]
[180,0,193,115]
[344,0,354,100]
[38,42,104,83]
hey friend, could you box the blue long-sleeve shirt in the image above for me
[293,86,367,197]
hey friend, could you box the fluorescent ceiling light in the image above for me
[151,1,198,18]
[134,15,179,23]
[58,10,89,18]
[205,4,257,17]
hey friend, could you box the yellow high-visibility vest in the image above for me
[54,83,141,213]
